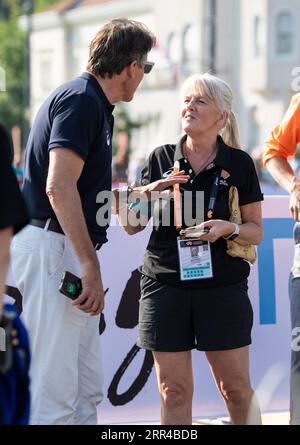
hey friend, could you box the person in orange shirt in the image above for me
[263,93,300,425]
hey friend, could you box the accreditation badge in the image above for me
[177,237,213,281]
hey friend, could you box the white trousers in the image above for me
[11,225,104,425]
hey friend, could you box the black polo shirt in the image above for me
[22,72,114,245]
[139,135,264,288]
[0,125,29,234]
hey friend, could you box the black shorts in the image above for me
[137,275,253,352]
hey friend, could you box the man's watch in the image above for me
[119,185,134,203]
[223,223,240,240]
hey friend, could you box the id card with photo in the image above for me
[177,237,213,281]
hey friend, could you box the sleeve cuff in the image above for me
[48,142,87,161]
[239,193,264,206]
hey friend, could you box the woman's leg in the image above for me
[205,346,261,425]
[152,351,193,425]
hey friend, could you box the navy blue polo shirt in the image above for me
[22,72,114,245]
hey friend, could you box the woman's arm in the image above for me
[238,201,263,245]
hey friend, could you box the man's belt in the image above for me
[30,218,64,235]
[30,218,102,250]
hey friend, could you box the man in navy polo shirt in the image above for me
[11,18,156,425]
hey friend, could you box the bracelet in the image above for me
[223,223,240,240]
[119,185,134,203]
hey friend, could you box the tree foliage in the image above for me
[0,3,25,134]
[0,0,57,137]
[34,0,58,13]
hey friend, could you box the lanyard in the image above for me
[173,160,182,230]
[207,169,221,220]
[173,164,221,229]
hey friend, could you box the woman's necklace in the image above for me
[183,142,217,175]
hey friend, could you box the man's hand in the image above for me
[72,263,104,316]
[290,179,300,221]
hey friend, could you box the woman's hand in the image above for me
[183,219,235,243]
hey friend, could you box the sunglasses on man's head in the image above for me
[143,61,155,74]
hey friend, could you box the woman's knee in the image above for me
[219,380,253,406]
[159,381,192,409]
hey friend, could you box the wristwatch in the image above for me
[223,223,240,240]
[119,185,134,203]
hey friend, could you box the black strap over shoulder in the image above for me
[207,168,222,220]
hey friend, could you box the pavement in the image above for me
[193,411,290,425]
[111,412,290,425]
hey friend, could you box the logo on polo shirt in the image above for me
[162,169,174,178]
[206,162,215,171]
[219,178,229,187]
[220,169,230,186]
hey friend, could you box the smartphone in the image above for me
[59,271,82,300]
[179,227,210,236]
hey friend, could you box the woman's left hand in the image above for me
[182,219,235,243]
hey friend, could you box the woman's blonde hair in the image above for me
[180,73,241,148]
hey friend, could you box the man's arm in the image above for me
[263,94,300,167]
[46,148,104,315]
[265,156,296,193]
[266,157,300,221]
[112,188,151,235]
[0,227,13,314]
[264,94,300,221]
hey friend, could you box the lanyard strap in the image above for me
[207,169,221,220]
[173,160,182,230]
[173,162,221,229]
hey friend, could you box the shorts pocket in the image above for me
[138,321,157,348]
[140,274,163,299]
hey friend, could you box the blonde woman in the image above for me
[114,73,263,425]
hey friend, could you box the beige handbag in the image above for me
[226,186,257,264]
